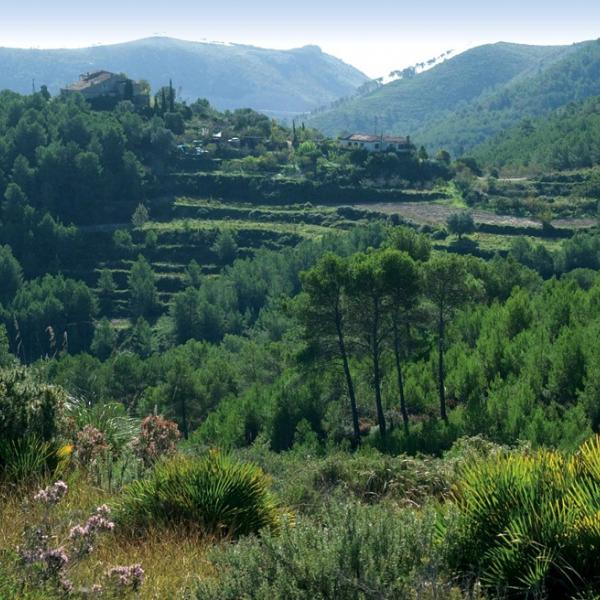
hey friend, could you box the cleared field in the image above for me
[143,218,332,237]
[354,201,595,232]
[435,232,563,254]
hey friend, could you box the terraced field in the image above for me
[66,196,383,318]
[355,201,595,232]
[67,183,598,320]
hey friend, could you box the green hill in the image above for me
[306,42,571,139]
[471,95,600,173]
[0,37,368,117]
[307,40,600,157]
[418,39,600,155]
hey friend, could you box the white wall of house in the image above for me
[339,138,408,152]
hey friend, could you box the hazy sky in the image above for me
[1,1,599,77]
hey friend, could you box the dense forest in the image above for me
[3,82,600,600]
[418,38,600,155]
[472,95,600,172]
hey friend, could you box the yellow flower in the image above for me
[57,443,74,459]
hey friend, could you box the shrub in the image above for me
[443,436,600,598]
[131,415,180,468]
[116,453,280,537]
[68,400,138,460]
[1,437,60,483]
[0,367,65,444]
[0,367,66,480]
[296,451,450,509]
[74,425,109,467]
[195,501,463,600]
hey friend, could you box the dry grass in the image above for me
[356,200,595,231]
[0,475,212,599]
[81,529,211,599]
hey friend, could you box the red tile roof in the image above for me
[63,71,116,91]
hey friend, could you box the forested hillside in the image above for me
[0,88,453,359]
[308,38,600,157]
[419,38,600,154]
[307,42,573,138]
[471,95,600,172]
[0,37,368,116]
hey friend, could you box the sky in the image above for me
[1,1,599,78]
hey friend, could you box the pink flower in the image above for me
[75,425,109,466]
[106,564,145,591]
[33,481,68,505]
[69,506,115,557]
[131,415,180,467]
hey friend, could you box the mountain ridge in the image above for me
[305,40,594,153]
[414,38,600,155]
[0,36,368,117]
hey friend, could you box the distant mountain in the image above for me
[306,41,600,154]
[0,37,368,117]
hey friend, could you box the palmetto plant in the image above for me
[116,452,280,538]
[443,436,600,599]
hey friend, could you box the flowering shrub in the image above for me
[74,425,109,466]
[69,504,115,557]
[14,480,144,597]
[131,415,180,467]
[18,481,73,592]
[33,480,68,505]
[105,564,145,592]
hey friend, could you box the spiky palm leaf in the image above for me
[116,453,280,538]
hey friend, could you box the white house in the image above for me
[338,133,411,153]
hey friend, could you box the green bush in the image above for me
[116,453,280,537]
[301,451,450,507]
[195,501,464,600]
[0,367,66,480]
[442,436,600,598]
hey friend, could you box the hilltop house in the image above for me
[61,71,148,106]
[339,133,411,153]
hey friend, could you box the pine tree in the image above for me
[169,79,175,112]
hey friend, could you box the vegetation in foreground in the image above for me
[4,405,600,599]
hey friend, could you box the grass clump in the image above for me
[443,435,600,599]
[116,452,280,538]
